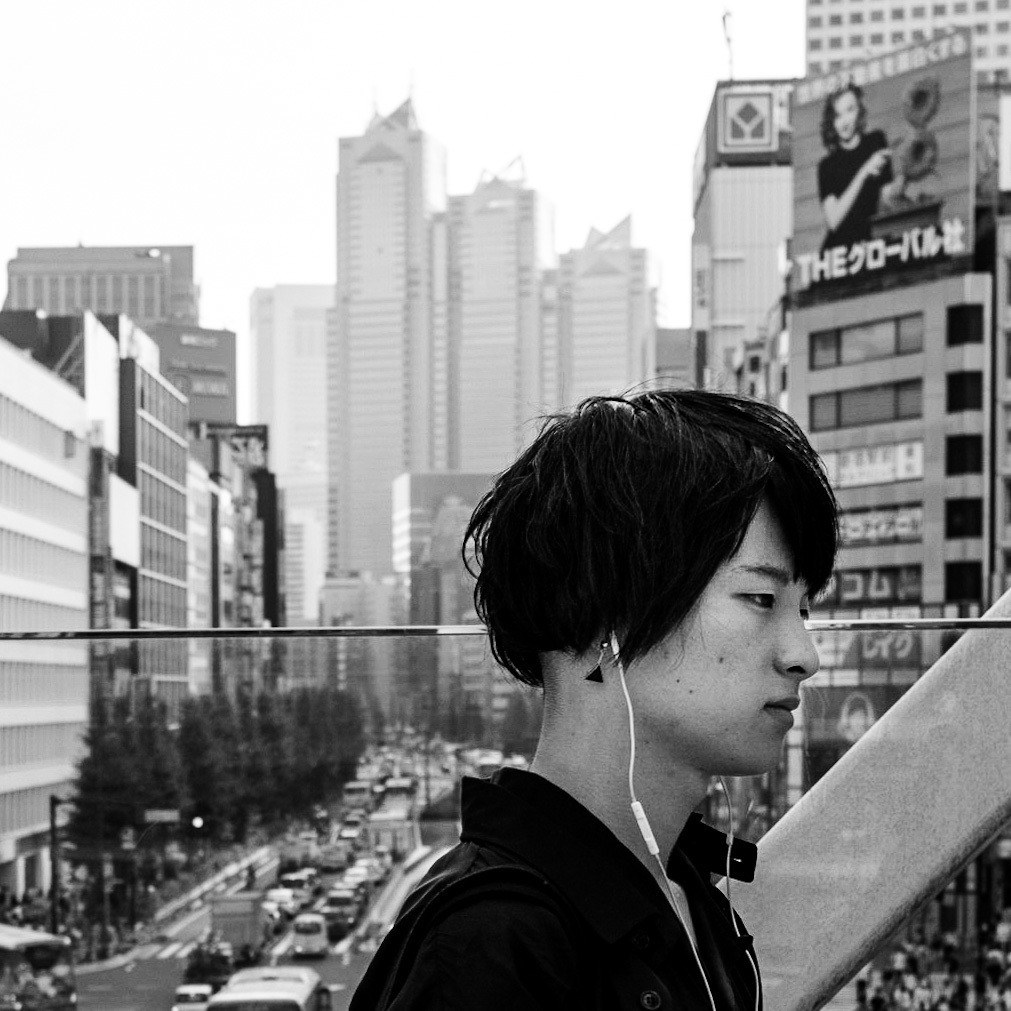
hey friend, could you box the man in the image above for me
[352,389,839,1010]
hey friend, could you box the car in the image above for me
[290,912,328,958]
[263,887,299,919]
[172,983,214,1011]
[279,868,321,904]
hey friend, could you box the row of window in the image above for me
[139,470,186,533]
[0,595,85,633]
[0,529,87,592]
[0,723,84,771]
[811,370,983,430]
[0,662,88,705]
[819,562,983,605]
[0,461,87,533]
[0,393,85,476]
[810,313,923,370]
[812,2,1009,25]
[139,418,188,486]
[810,0,1008,10]
[0,784,65,837]
[140,525,187,582]
[813,30,1007,51]
[138,369,188,439]
[10,272,165,319]
[138,575,187,627]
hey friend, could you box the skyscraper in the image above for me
[5,246,199,327]
[447,165,554,471]
[331,100,446,577]
[556,217,656,408]
[250,285,333,621]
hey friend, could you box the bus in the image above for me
[207,966,333,1010]
[341,779,375,812]
[0,923,77,1010]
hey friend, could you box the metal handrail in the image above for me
[0,618,1010,641]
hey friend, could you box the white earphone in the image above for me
[609,631,761,1011]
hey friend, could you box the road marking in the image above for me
[157,941,183,959]
[176,942,195,959]
[129,944,162,961]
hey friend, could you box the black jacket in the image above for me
[351,768,762,1010]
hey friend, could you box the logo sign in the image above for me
[821,440,923,489]
[144,809,180,824]
[839,504,924,546]
[718,89,776,153]
[791,32,974,298]
[200,423,269,470]
[818,565,922,607]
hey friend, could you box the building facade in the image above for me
[146,322,237,426]
[447,170,554,471]
[805,0,1011,82]
[5,246,199,327]
[691,80,794,387]
[250,285,332,622]
[331,100,447,578]
[556,217,656,408]
[0,333,89,899]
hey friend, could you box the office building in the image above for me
[331,99,447,577]
[0,332,89,899]
[655,327,694,389]
[556,217,657,407]
[691,80,794,386]
[146,322,237,425]
[5,246,199,327]
[250,285,332,622]
[447,167,554,471]
[805,0,1011,82]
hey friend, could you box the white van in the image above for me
[290,912,328,958]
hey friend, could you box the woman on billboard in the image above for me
[818,82,902,252]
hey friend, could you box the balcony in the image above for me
[1,596,1010,1011]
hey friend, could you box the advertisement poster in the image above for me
[791,32,974,296]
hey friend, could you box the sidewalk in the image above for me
[75,846,277,976]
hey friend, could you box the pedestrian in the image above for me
[351,389,839,1010]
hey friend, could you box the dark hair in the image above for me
[463,390,839,688]
[821,83,867,152]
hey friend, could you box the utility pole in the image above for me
[49,795,61,934]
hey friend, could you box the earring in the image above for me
[584,641,609,683]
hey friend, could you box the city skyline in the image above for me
[0,0,807,422]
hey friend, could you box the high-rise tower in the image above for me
[330,100,446,577]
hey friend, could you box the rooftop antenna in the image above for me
[722,8,734,80]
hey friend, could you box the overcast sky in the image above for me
[0,0,805,420]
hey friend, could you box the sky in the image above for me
[0,0,806,421]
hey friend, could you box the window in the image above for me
[977,21,990,31]
[945,561,983,601]
[947,304,984,344]
[810,15,823,25]
[810,314,923,369]
[945,498,983,538]
[809,60,824,72]
[851,33,864,44]
[893,31,907,41]
[934,3,948,11]
[830,13,843,24]
[871,31,885,41]
[912,3,927,12]
[954,2,969,11]
[892,6,906,16]
[851,11,864,21]
[946,434,984,474]
[810,380,923,431]
[946,371,984,412]
[999,21,1010,31]
[977,44,988,56]
[871,8,885,19]
[829,36,843,47]
[811,38,824,49]
[1000,0,1010,8]
[976,0,990,9]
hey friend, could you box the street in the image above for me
[78,845,453,1011]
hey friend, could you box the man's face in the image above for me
[833,90,861,147]
[628,500,818,778]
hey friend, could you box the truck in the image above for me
[209,891,271,966]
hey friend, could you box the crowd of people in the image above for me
[856,927,1011,1011]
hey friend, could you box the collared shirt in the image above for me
[350,767,762,1011]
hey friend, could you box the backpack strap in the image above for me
[362,864,583,1009]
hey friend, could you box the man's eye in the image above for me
[744,594,775,609]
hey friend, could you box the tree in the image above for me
[177,697,227,842]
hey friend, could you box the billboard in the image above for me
[791,32,974,297]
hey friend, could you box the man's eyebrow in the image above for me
[731,563,794,586]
